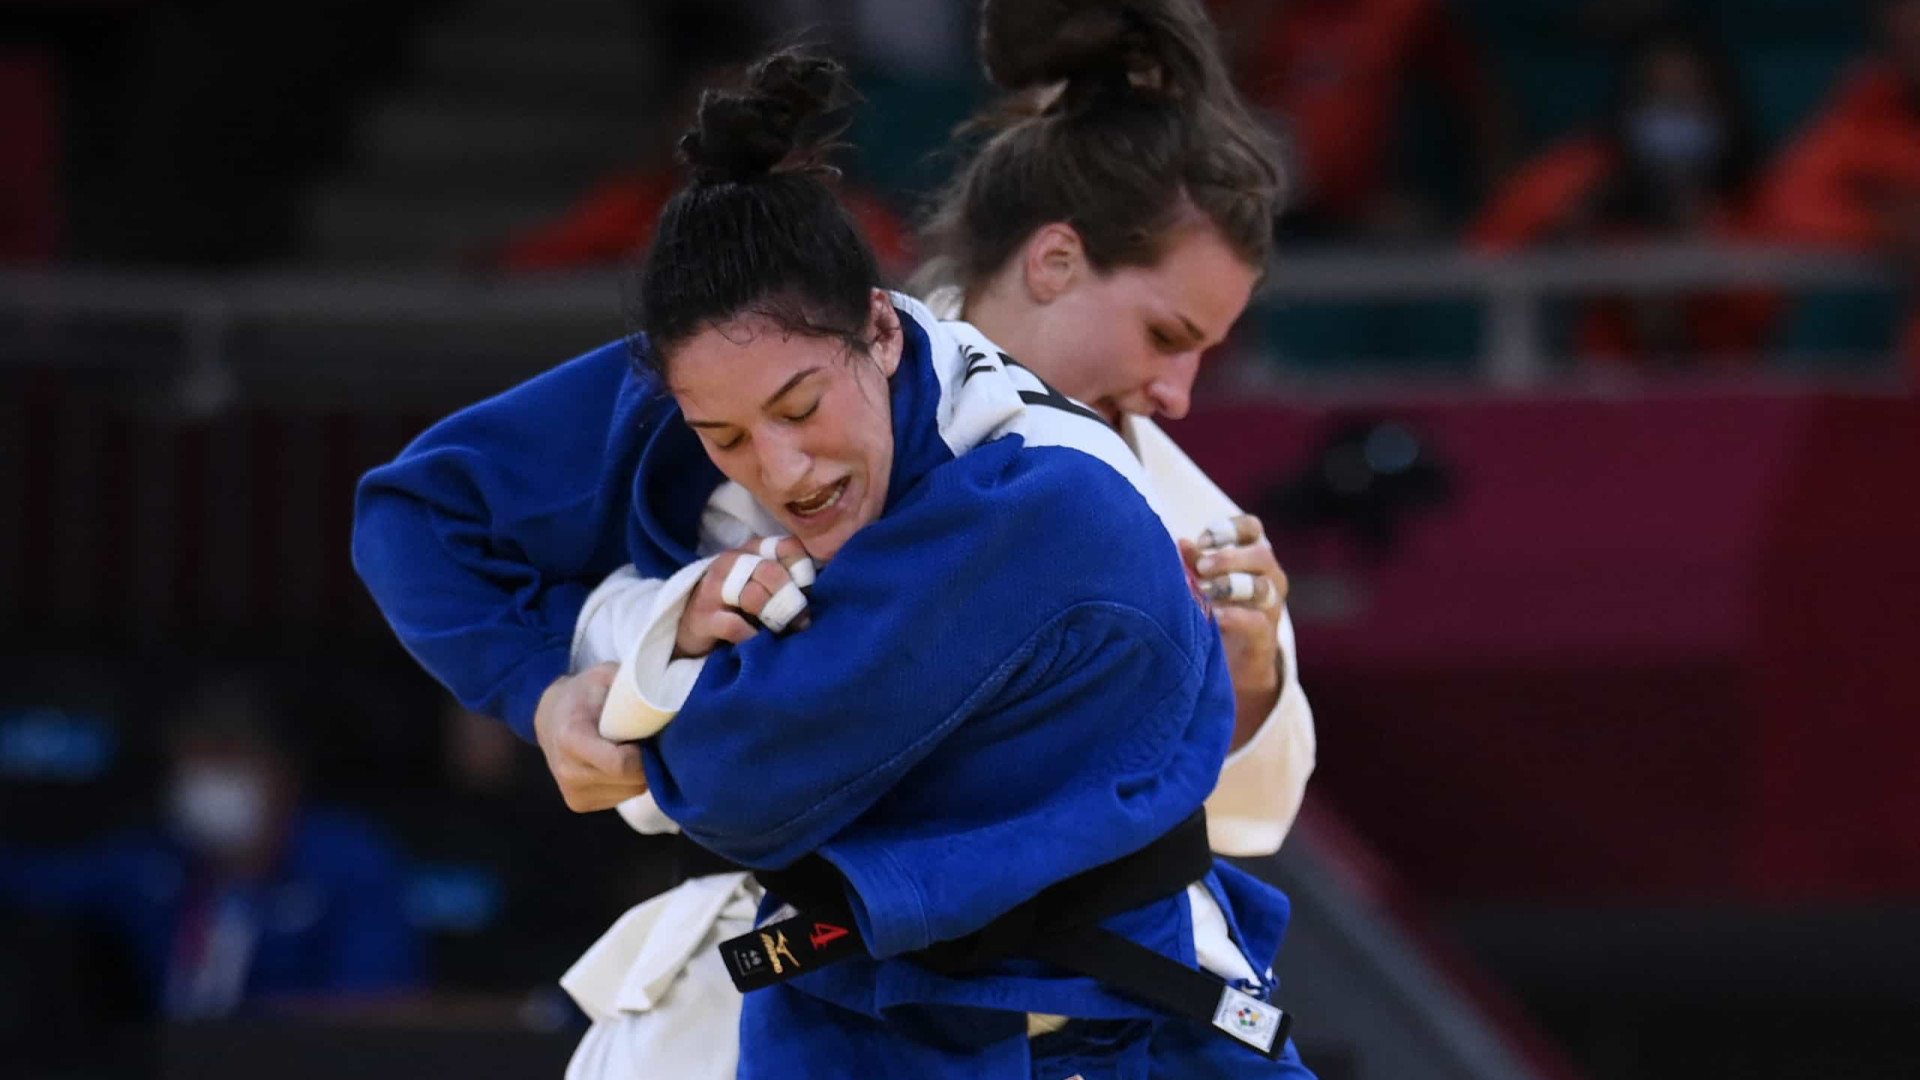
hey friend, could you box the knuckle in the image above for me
[737,580,770,615]
[752,560,790,591]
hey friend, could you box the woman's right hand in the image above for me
[674,536,815,659]
[534,663,648,813]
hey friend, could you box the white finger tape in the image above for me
[720,554,765,608]
[757,535,816,588]
[758,582,808,633]
[1201,516,1240,550]
[1226,572,1257,602]
[785,556,816,589]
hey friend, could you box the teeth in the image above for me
[790,479,846,517]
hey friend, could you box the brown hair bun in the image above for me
[978,0,1222,104]
[679,48,853,184]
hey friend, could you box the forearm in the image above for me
[353,339,654,737]
[1230,662,1282,752]
[353,492,585,740]
[1208,609,1315,856]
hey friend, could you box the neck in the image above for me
[960,283,1124,428]
[958,284,1043,374]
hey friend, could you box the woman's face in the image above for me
[668,291,902,563]
[1027,224,1259,425]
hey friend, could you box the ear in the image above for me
[867,288,905,378]
[1021,223,1087,305]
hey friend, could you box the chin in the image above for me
[797,501,878,565]
[799,532,846,563]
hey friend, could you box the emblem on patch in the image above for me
[1211,986,1285,1053]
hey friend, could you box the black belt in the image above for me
[714,811,1293,1061]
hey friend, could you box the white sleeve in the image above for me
[615,792,682,835]
[596,560,717,838]
[597,557,716,742]
[1203,605,1317,857]
[569,481,789,837]
[570,566,665,673]
[574,479,785,729]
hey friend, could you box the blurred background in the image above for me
[1,0,1916,1078]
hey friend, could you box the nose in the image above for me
[757,426,812,494]
[1147,351,1200,420]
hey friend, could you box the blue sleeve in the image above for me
[645,440,1231,954]
[351,341,650,740]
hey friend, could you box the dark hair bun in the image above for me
[679,48,854,184]
[979,0,1214,101]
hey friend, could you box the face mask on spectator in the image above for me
[1629,107,1722,179]
[169,764,269,854]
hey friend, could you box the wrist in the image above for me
[1231,682,1281,751]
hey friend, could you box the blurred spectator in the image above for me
[479,0,912,276]
[1758,0,1920,373]
[1469,23,1779,369]
[0,671,422,1020]
[1208,0,1513,239]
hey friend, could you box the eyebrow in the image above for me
[683,366,824,429]
[762,367,824,409]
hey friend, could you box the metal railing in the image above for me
[0,245,1901,389]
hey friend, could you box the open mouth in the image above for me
[787,477,850,519]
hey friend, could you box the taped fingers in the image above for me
[720,553,766,608]
[757,582,808,633]
[1202,571,1279,609]
[728,557,812,633]
[785,557,816,589]
[1199,514,1265,551]
[757,536,817,589]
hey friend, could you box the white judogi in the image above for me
[559,294,1316,1078]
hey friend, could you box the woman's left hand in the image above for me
[1179,514,1289,750]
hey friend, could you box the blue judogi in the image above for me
[354,299,1311,1076]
